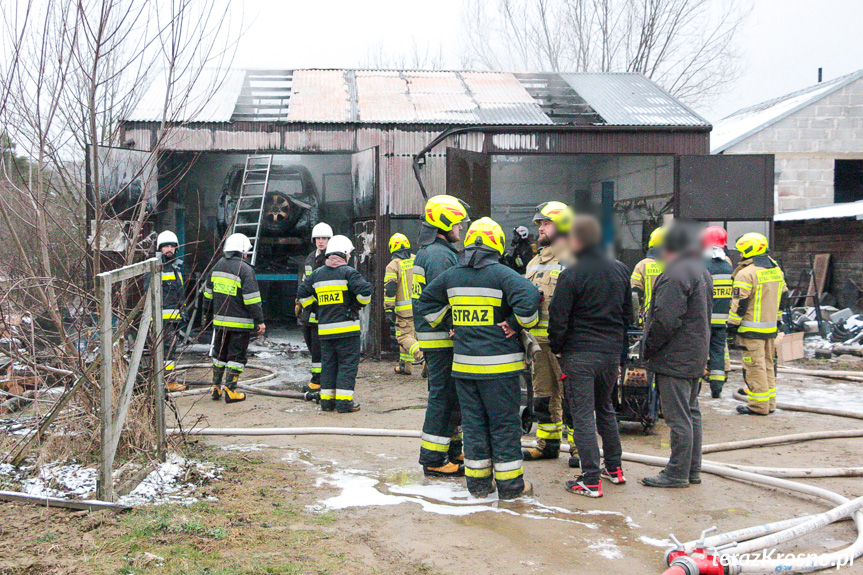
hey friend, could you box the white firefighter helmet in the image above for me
[325,235,354,258]
[224,233,253,254]
[156,230,179,251]
[311,222,334,239]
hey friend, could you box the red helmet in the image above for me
[702,226,728,249]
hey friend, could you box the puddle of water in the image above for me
[312,466,633,531]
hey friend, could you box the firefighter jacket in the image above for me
[414,247,541,380]
[204,253,264,331]
[384,249,415,318]
[503,239,536,275]
[631,247,664,314]
[298,249,325,325]
[296,259,372,339]
[412,236,459,350]
[145,255,185,321]
[705,254,734,327]
[524,239,571,343]
[729,255,787,339]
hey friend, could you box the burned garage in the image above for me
[119,69,775,355]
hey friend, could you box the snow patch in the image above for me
[588,538,624,560]
[219,443,269,452]
[640,535,673,547]
[117,453,222,507]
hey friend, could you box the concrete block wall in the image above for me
[723,77,863,213]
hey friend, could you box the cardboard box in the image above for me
[776,332,805,363]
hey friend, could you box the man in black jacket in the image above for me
[548,215,630,498]
[641,221,712,488]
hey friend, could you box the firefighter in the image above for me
[295,223,332,392]
[297,235,372,413]
[702,226,734,398]
[631,226,667,318]
[204,233,266,404]
[521,201,574,462]
[502,225,535,275]
[415,217,540,499]
[384,233,422,375]
[728,233,787,416]
[412,194,470,477]
[153,230,187,392]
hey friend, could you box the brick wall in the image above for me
[774,217,863,308]
[723,77,863,213]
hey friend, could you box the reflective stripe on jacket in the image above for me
[384,252,415,317]
[706,256,734,327]
[631,254,664,313]
[524,240,570,343]
[205,254,264,331]
[412,237,459,349]
[298,249,325,325]
[414,254,540,379]
[296,264,372,339]
[729,255,787,339]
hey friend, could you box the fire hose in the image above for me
[169,402,863,573]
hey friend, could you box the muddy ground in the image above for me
[2,329,862,574]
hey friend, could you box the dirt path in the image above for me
[167,348,863,575]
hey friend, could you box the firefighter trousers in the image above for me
[395,315,419,364]
[418,349,462,467]
[455,375,525,498]
[531,343,563,450]
[319,335,361,411]
[162,320,183,376]
[213,329,251,376]
[707,326,729,395]
[740,337,777,415]
[303,324,321,384]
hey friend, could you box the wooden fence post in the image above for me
[97,273,114,501]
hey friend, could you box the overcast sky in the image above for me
[231,0,862,122]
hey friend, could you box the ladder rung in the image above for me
[234,222,258,227]
[238,209,262,214]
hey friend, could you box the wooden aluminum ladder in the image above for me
[231,154,273,267]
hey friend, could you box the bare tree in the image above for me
[462,0,750,106]
[0,0,239,468]
[362,37,447,70]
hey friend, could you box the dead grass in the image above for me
[0,445,440,575]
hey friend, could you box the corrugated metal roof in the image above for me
[560,73,710,127]
[125,68,706,128]
[711,70,863,154]
[774,199,863,222]
[128,68,245,122]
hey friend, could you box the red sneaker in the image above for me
[601,466,626,485]
[565,476,602,498]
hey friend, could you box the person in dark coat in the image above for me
[548,215,631,498]
[640,221,712,488]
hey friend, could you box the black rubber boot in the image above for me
[223,370,246,404]
[211,366,225,401]
[337,401,361,413]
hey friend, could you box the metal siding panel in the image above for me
[128,69,246,122]
[158,127,213,150]
[286,70,351,122]
[123,129,153,151]
[213,130,281,150]
[560,73,710,127]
